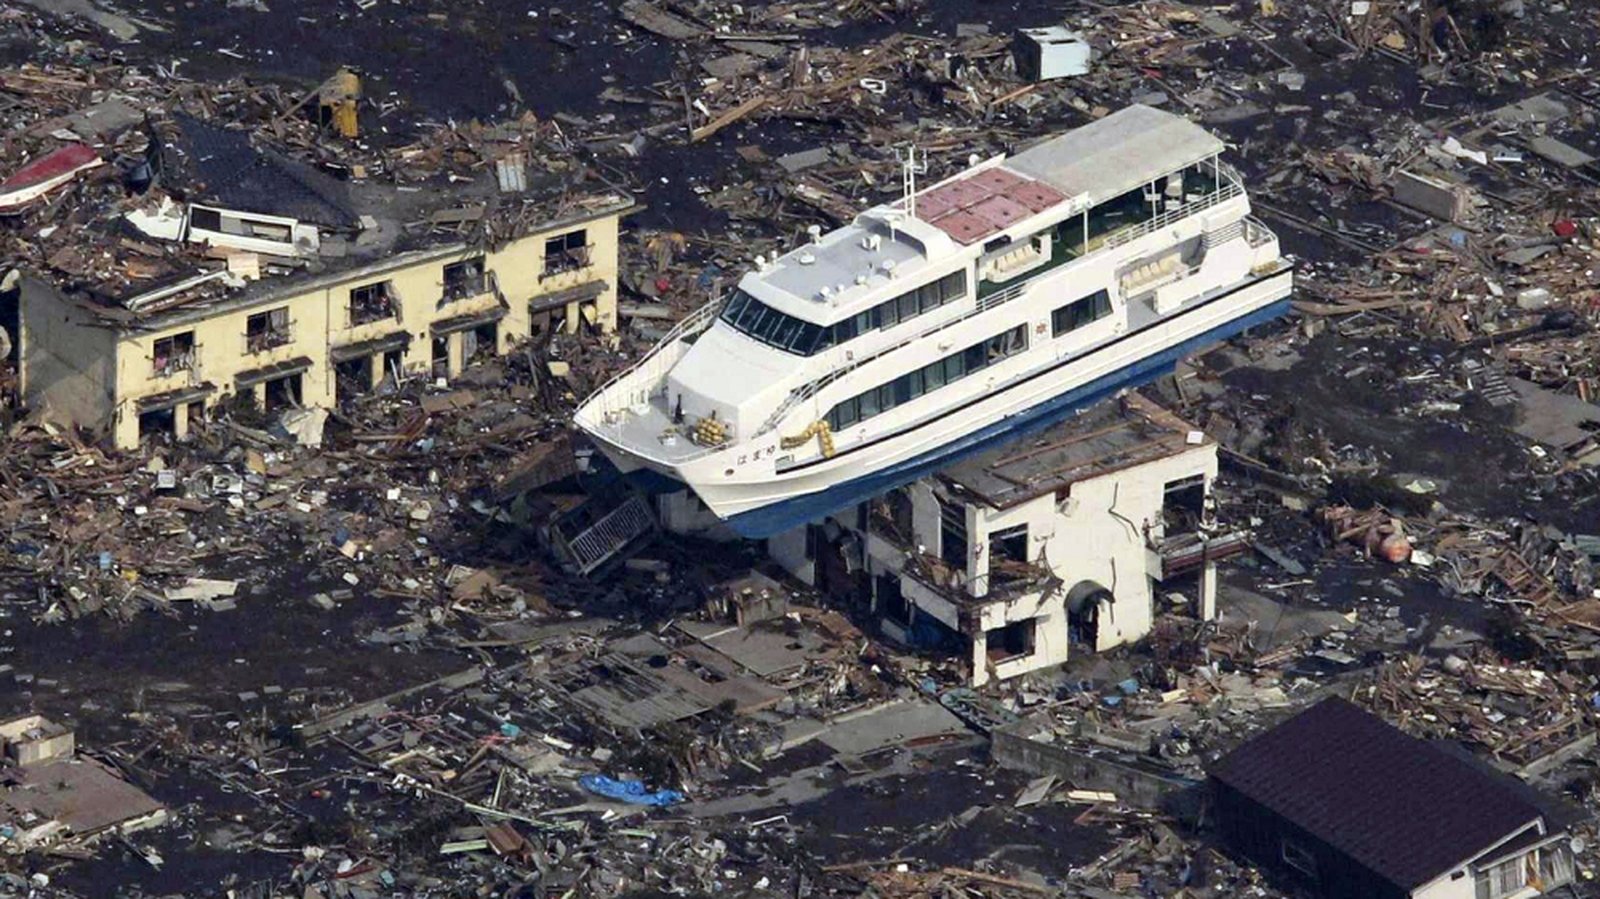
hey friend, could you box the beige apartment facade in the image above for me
[21,202,630,448]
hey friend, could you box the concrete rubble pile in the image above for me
[3,0,1600,897]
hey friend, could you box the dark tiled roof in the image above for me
[1209,697,1543,890]
[159,114,359,228]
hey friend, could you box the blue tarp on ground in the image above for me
[579,774,685,807]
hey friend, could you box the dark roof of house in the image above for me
[1209,697,1545,890]
[156,114,360,228]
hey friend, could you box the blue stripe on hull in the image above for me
[640,295,1291,539]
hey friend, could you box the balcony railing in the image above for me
[152,352,195,378]
[901,552,1055,604]
[245,330,292,354]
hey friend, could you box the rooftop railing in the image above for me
[1103,178,1244,251]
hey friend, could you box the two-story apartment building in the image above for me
[15,114,634,448]
[767,393,1247,686]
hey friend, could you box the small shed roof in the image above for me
[1209,697,1546,891]
[1005,104,1223,208]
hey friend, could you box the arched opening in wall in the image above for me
[1067,580,1113,649]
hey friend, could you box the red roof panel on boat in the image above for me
[967,194,1032,231]
[916,164,1067,245]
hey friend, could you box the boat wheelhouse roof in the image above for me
[1005,104,1225,209]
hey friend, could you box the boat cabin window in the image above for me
[1051,289,1113,336]
[826,325,1026,431]
[720,289,829,354]
[721,270,968,355]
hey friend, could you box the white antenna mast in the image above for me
[898,144,926,218]
[886,144,926,247]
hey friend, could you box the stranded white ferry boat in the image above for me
[576,105,1294,538]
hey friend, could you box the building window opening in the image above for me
[263,373,302,412]
[245,307,291,353]
[381,349,405,390]
[138,407,176,442]
[335,357,372,400]
[985,618,1037,664]
[152,331,196,376]
[1067,582,1111,648]
[431,335,450,376]
[1474,854,1530,899]
[1163,473,1207,532]
[349,281,398,325]
[464,323,498,364]
[987,524,1034,587]
[877,575,911,626]
[543,229,590,277]
[870,488,915,548]
[938,498,968,570]
[185,400,206,432]
[442,257,487,302]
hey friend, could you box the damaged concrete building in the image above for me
[14,112,634,448]
[0,715,167,854]
[763,394,1244,685]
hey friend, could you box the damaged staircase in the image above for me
[551,492,656,576]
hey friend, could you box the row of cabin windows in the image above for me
[719,270,968,356]
[826,325,1027,430]
[1052,288,1112,336]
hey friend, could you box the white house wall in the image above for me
[1039,444,1216,651]
[1410,868,1476,899]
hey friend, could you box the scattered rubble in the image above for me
[2,0,1600,896]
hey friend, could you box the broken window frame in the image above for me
[541,229,592,278]
[244,307,292,354]
[441,257,488,303]
[349,280,399,326]
[151,331,197,376]
[985,618,1037,664]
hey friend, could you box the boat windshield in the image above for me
[719,289,831,355]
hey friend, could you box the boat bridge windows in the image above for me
[720,269,968,356]
[825,325,1027,431]
[720,289,830,355]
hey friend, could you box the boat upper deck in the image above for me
[1003,104,1224,212]
[739,105,1236,326]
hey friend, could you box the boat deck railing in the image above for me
[1103,177,1244,251]
[575,298,722,425]
[1243,215,1275,248]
